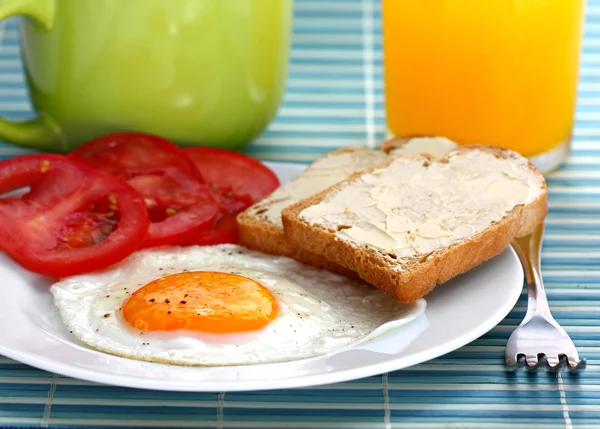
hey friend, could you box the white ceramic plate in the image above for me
[0,162,523,392]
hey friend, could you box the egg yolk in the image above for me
[122,272,278,334]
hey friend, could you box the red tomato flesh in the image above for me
[185,147,280,209]
[71,133,220,247]
[180,212,240,246]
[0,155,149,277]
[183,148,280,245]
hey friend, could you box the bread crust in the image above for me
[281,145,548,302]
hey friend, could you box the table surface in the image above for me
[1,1,600,428]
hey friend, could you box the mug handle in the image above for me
[0,0,66,152]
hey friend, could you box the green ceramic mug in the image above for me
[0,0,292,152]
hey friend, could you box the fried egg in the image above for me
[50,244,425,366]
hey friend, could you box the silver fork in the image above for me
[505,221,586,372]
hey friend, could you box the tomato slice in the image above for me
[182,148,279,245]
[70,132,202,182]
[184,148,280,209]
[71,133,220,247]
[0,155,149,277]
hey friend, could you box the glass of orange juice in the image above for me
[382,0,586,174]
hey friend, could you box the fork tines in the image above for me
[506,354,587,373]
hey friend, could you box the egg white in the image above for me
[50,244,426,366]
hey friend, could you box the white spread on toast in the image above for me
[254,150,387,227]
[246,137,457,228]
[298,149,545,262]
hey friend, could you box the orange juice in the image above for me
[382,0,585,160]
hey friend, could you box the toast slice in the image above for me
[237,137,460,274]
[281,145,548,302]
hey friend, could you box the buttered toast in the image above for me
[281,145,548,302]
[237,137,457,274]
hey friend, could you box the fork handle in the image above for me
[511,221,551,318]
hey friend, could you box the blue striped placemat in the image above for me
[1,0,600,428]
